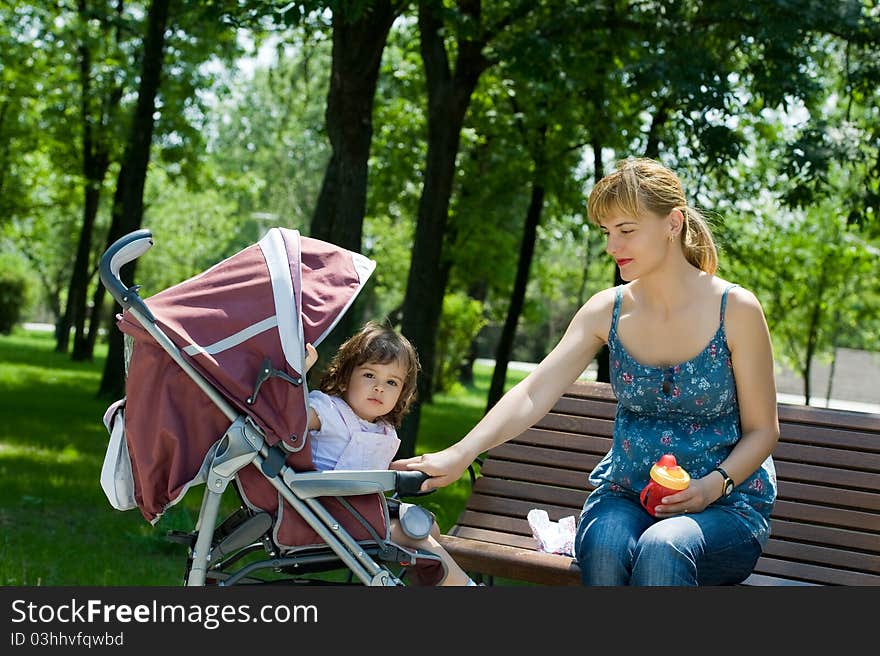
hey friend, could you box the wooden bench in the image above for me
[438,380,880,586]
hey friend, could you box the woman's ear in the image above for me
[668,209,684,239]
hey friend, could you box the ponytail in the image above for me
[680,207,718,275]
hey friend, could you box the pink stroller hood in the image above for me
[119,228,375,522]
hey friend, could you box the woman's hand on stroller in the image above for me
[391,445,472,493]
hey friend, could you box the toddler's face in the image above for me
[343,359,406,422]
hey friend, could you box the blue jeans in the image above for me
[574,490,762,586]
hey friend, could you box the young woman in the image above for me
[395,158,779,585]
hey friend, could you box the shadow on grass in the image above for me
[0,330,106,369]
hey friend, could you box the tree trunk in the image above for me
[97,0,170,399]
[58,13,110,357]
[60,173,102,356]
[486,179,545,412]
[825,345,837,405]
[591,142,615,383]
[643,99,670,160]
[459,279,488,386]
[800,256,830,406]
[84,270,106,356]
[310,0,398,251]
[307,0,401,379]
[397,0,490,457]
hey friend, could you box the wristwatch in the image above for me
[714,467,735,497]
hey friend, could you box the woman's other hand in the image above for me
[652,475,719,517]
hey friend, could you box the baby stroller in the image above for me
[99,228,446,586]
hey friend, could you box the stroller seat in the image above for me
[98,228,446,586]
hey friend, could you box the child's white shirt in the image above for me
[307,390,400,471]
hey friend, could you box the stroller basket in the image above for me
[99,229,444,586]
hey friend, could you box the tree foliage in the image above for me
[1,0,879,429]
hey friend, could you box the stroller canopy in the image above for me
[118,228,375,522]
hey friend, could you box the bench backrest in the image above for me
[453,380,880,585]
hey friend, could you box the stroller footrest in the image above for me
[213,512,272,558]
[166,530,196,547]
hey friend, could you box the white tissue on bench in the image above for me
[527,508,576,556]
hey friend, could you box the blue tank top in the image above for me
[588,284,777,545]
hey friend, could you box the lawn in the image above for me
[0,328,528,585]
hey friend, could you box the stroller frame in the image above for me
[100,230,435,587]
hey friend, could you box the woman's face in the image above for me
[599,209,676,281]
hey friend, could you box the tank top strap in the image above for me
[719,284,740,329]
[610,286,624,336]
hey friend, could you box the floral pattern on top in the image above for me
[587,284,777,546]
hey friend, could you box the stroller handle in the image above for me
[99,229,156,322]
[394,470,434,497]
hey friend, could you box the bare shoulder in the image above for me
[724,284,766,316]
[720,283,770,346]
[573,286,619,342]
[583,285,619,311]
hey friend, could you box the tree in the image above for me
[60,0,129,359]
[96,0,246,396]
[482,1,636,408]
[307,0,408,376]
[97,0,172,398]
[397,0,536,455]
[721,200,880,404]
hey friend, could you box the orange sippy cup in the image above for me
[639,454,690,516]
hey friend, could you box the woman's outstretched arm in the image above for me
[392,288,614,491]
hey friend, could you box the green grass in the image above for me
[0,327,528,585]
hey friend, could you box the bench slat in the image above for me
[471,478,588,510]
[769,518,880,553]
[454,510,535,538]
[741,572,818,586]
[551,395,617,419]
[465,494,580,523]
[438,534,581,586]
[447,525,538,550]
[554,383,880,446]
[465,475,880,532]
[527,414,880,469]
[774,461,880,491]
[762,539,880,573]
[752,556,880,586]
[776,480,880,512]
[776,402,880,433]
[510,427,612,453]
[772,441,880,473]
[487,443,599,472]
[777,423,880,452]
[532,414,615,438]
[770,498,880,532]
[480,459,594,489]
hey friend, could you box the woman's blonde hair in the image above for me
[319,320,420,427]
[587,157,718,274]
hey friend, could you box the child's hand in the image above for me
[305,343,318,371]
